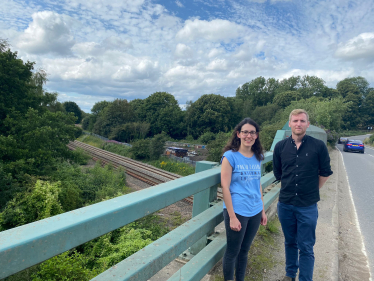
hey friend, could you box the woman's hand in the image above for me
[260,210,267,226]
[230,216,242,232]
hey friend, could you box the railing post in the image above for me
[189,161,219,255]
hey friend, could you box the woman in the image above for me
[221,118,267,281]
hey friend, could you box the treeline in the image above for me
[81,75,374,153]
[0,40,177,280]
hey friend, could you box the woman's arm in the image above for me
[260,184,267,226]
[221,157,241,232]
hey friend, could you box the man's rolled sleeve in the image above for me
[318,142,333,177]
[273,143,282,180]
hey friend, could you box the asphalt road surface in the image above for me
[336,134,374,278]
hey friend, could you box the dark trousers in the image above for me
[222,209,262,281]
[277,202,318,281]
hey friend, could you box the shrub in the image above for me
[130,139,151,160]
[206,132,231,162]
[102,142,132,158]
[197,131,216,144]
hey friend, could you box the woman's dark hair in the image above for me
[223,118,264,161]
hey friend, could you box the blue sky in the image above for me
[1,0,374,112]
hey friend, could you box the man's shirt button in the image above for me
[296,193,298,195]
[297,155,298,157]
[296,175,298,176]
[296,165,298,167]
[296,184,298,186]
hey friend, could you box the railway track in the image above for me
[68,141,212,204]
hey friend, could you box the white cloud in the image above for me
[335,33,374,61]
[208,48,224,58]
[206,59,228,71]
[175,1,184,8]
[17,11,75,56]
[176,19,246,42]
[174,43,193,58]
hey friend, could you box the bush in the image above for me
[0,180,64,230]
[130,139,151,160]
[197,131,216,144]
[149,132,168,160]
[74,126,83,138]
[32,250,97,281]
[102,142,132,158]
[206,132,231,162]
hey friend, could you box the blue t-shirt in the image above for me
[221,150,263,217]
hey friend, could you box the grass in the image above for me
[77,134,105,148]
[147,157,196,176]
[212,217,282,281]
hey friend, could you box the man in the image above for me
[273,109,333,281]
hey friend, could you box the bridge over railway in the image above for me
[0,124,330,281]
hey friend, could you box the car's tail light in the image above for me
[347,143,352,146]
[359,144,364,147]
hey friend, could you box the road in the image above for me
[336,134,374,278]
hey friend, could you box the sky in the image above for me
[1,0,374,112]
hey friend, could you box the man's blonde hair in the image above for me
[289,109,309,122]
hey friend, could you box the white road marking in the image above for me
[336,146,373,281]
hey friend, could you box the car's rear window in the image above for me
[348,140,363,144]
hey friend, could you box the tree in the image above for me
[298,75,329,99]
[150,132,168,160]
[143,92,184,138]
[63,101,83,124]
[250,104,281,126]
[337,77,370,98]
[362,91,374,126]
[273,91,302,108]
[109,122,150,143]
[235,77,279,107]
[93,99,135,137]
[342,93,362,129]
[0,109,77,175]
[186,94,232,139]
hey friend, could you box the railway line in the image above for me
[68,141,225,204]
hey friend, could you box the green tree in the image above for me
[93,99,135,137]
[342,93,362,129]
[362,91,374,126]
[64,101,82,124]
[250,104,281,126]
[0,109,77,175]
[298,75,329,99]
[0,180,64,230]
[109,122,150,143]
[206,132,231,162]
[186,94,232,139]
[143,92,184,138]
[273,91,302,108]
[150,132,168,160]
[337,77,370,98]
[235,77,279,107]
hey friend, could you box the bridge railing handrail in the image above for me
[0,151,279,280]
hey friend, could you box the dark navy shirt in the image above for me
[273,135,333,207]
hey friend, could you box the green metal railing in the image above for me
[0,147,283,281]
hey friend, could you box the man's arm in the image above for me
[273,143,282,180]
[319,176,329,189]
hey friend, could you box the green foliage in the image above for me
[101,142,132,158]
[148,157,195,176]
[32,250,98,281]
[260,124,280,151]
[142,92,185,138]
[149,132,168,160]
[93,99,135,137]
[109,122,150,143]
[0,180,63,230]
[77,134,105,148]
[0,162,20,212]
[197,131,217,144]
[250,104,281,126]
[130,139,151,160]
[81,116,90,130]
[74,126,83,138]
[63,101,82,124]
[186,94,232,139]
[0,108,77,175]
[364,134,374,145]
[206,132,231,162]
[273,91,302,108]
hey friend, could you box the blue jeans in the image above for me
[222,209,262,281]
[277,202,318,281]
